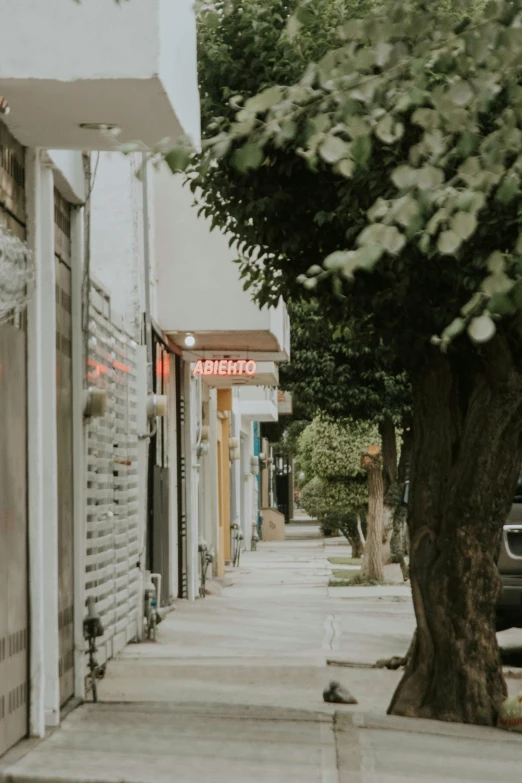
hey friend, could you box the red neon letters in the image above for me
[192,359,257,377]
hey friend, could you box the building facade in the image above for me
[0,0,200,757]
[0,0,291,761]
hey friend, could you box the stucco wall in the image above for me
[48,151,86,204]
[89,152,145,337]
[154,166,286,336]
[0,0,157,80]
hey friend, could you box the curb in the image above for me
[337,709,522,744]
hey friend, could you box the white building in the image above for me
[0,0,291,762]
[0,0,200,758]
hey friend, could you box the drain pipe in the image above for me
[139,152,154,636]
[142,152,154,394]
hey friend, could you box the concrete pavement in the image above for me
[2,526,522,782]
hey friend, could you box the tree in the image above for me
[175,0,522,725]
[281,298,410,562]
[298,415,386,576]
[193,0,412,564]
[301,475,367,555]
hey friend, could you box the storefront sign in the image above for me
[192,359,257,377]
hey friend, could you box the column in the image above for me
[70,206,86,700]
[26,152,60,729]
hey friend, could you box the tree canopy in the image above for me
[297,415,376,547]
[281,298,410,424]
[186,0,522,367]
[177,0,522,725]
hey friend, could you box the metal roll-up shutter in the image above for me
[84,282,139,677]
[54,188,75,706]
[0,121,28,756]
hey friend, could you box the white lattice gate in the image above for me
[85,282,140,667]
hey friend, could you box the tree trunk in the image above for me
[388,344,522,725]
[361,446,385,582]
[380,417,398,565]
[357,513,366,547]
[380,416,398,489]
[350,535,364,559]
[390,426,413,578]
[397,425,413,484]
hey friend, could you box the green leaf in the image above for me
[367,198,389,222]
[351,135,372,167]
[496,175,520,205]
[307,265,323,276]
[319,136,350,164]
[354,245,384,270]
[332,276,345,298]
[481,272,513,296]
[323,251,353,271]
[513,282,522,309]
[232,143,264,173]
[456,132,479,158]
[165,147,190,173]
[468,315,496,343]
[437,230,462,255]
[340,19,363,40]
[358,224,405,255]
[461,292,485,317]
[450,212,477,241]
[416,165,444,190]
[447,80,474,107]
[279,121,297,141]
[392,197,420,229]
[245,86,283,114]
[375,41,393,68]
[213,137,232,159]
[458,157,484,187]
[487,251,505,274]
[411,108,439,130]
[391,165,415,190]
[442,317,465,340]
[202,10,220,29]
[455,191,475,211]
[296,5,314,25]
[336,159,354,178]
[487,293,517,316]
[375,115,404,144]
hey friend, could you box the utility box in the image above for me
[261,508,285,542]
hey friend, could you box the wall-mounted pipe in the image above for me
[141,153,153,394]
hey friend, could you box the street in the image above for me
[2,525,521,783]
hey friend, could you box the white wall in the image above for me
[231,393,242,541]
[240,422,255,551]
[48,150,86,204]
[0,1,200,151]
[154,167,288,341]
[159,0,201,147]
[89,152,145,338]
[0,0,157,80]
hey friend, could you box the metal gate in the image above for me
[54,189,75,706]
[0,121,28,756]
[0,327,28,757]
[175,354,188,598]
[147,335,171,606]
[85,282,140,668]
[152,466,170,605]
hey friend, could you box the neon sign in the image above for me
[192,359,257,377]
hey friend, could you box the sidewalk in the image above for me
[2,528,521,782]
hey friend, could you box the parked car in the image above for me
[401,479,522,631]
[497,474,522,631]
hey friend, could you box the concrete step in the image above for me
[1,702,338,783]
